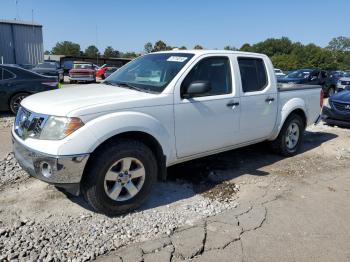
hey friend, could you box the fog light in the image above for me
[40,162,53,178]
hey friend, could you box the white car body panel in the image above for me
[14,50,322,168]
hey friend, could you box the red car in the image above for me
[96,64,108,79]
[69,61,96,83]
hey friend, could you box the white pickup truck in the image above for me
[12,50,322,215]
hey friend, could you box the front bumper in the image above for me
[12,136,89,195]
[69,76,95,82]
[321,106,350,127]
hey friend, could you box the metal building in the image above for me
[0,19,43,65]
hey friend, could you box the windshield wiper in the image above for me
[114,82,155,94]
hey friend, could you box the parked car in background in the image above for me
[274,68,286,78]
[322,89,350,127]
[96,64,108,79]
[69,61,96,84]
[32,61,64,83]
[278,69,331,95]
[12,50,322,215]
[324,71,345,96]
[0,65,59,114]
[336,72,350,92]
[17,64,35,70]
[104,67,119,78]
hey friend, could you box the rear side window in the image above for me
[238,58,267,92]
[1,68,15,80]
[182,56,232,97]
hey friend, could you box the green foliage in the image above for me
[194,45,204,50]
[239,37,350,71]
[326,36,350,52]
[51,41,80,56]
[152,41,172,52]
[120,52,139,59]
[103,46,120,58]
[84,45,100,57]
[144,42,153,53]
[224,45,237,51]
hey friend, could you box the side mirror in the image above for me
[182,81,211,98]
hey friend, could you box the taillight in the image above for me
[42,82,58,87]
[320,89,324,107]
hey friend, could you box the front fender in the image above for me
[58,111,174,162]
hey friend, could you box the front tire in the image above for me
[82,139,157,216]
[9,93,29,114]
[271,114,305,157]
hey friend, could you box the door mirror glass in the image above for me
[183,81,211,98]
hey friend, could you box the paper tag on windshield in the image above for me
[167,56,188,62]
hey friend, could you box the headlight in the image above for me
[323,99,330,108]
[40,116,84,140]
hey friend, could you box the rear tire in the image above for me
[270,114,305,157]
[9,93,29,114]
[82,139,157,216]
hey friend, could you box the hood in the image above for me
[21,83,158,117]
[330,90,350,102]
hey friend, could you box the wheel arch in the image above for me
[270,99,307,141]
[83,131,167,182]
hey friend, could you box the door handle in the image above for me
[226,101,239,108]
[265,97,275,103]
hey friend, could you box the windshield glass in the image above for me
[286,70,311,79]
[104,53,194,93]
[35,62,57,69]
[74,63,93,69]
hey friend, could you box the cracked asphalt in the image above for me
[98,124,350,262]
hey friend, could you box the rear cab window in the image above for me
[238,57,268,93]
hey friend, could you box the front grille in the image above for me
[341,81,350,85]
[332,101,350,112]
[15,107,48,140]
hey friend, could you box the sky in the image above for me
[0,0,349,53]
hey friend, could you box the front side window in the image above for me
[181,57,232,97]
[238,58,268,92]
[105,53,194,93]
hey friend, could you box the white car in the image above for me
[274,68,286,78]
[12,50,322,215]
[337,72,350,91]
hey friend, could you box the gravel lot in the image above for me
[0,113,350,261]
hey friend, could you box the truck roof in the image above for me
[155,49,268,58]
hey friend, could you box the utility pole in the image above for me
[15,0,19,20]
[96,25,99,65]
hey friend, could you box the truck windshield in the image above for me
[104,53,194,93]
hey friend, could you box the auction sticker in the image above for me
[167,56,188,62]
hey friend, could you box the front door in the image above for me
[174,56,240,158]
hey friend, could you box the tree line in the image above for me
[46,36,350,70]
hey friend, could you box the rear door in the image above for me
[236,56,278,143]
[174,55,240,158]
